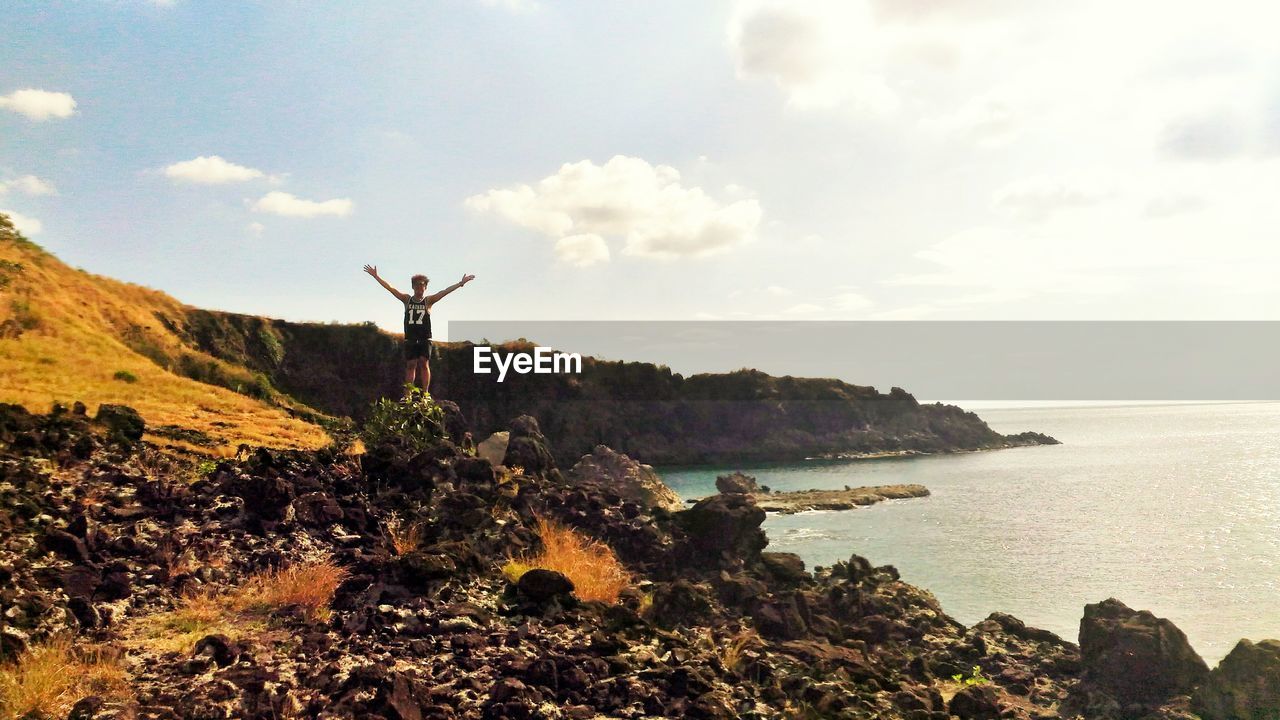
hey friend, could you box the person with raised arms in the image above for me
[363,264,475,393]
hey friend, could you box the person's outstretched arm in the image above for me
[363,264,409,302]
[428,273,476,306]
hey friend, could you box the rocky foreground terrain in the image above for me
[1,402,1276,719]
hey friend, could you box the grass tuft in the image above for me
[503,516,631,603]
[134,557,346,655]
[235,558,349,621]
[386,515,425,555]
[0,636,130,719]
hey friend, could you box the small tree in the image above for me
[361,385,449,454]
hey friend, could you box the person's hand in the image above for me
[460,273,476,286]
[363,264,378,277]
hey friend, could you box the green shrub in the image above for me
[113,370,138,383]
[951,665,991,686]
[0,259,22,288]
[257,326,285,366]
[361,385,450,453]
[9,298,39,330]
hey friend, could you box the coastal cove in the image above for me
[658,401,1280,666]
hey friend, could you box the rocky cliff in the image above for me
[176,310,1056,465]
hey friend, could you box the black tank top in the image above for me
[404,296,431,339]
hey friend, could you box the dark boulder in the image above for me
[437,398,469,445]
[43,527,92,564]
[1077,598,1208,709]
[193,633,245,667]
[503,415,558,479]
[516,568,574,601]
[714,471,759,495]
[949,684,1002,719]
[760,552,808,583]
[673,493,767,570]
[94,404,145,444]
[648,579,715,630]
[1192,638,1280,720]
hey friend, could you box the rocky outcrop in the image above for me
[715,471,760,495]
[749,483,930,514]
[1063,597,1210,718]
[476,430,509,466]
[568,445,683,512]
[1192,639,1280,720]
[674,493,768,571]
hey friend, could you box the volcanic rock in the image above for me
[1193,638,1280,720]
[569,445,683,512]
[673,493,767,570]
[1075,597,1209,710]
[714,471,759,495]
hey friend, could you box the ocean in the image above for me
[657,401,1280,666]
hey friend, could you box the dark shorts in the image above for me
[404,337,431,360]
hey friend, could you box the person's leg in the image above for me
[419,358,431,391]
[404,359,418,392]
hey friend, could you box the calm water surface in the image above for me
[658,402,1280,666]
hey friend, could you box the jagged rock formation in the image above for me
[568,445,683,513]
[1063,598,1211,719]
[1192,639,1280,720]
[1,401,1250,720]
[715,472,760,495]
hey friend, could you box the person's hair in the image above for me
[411,274,428,285]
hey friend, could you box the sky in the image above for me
[4,0,1280,338]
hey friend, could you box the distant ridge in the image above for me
[0,211,1054,462]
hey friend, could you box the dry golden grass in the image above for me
[502,516,631,604]
[132,557,347,655]
[141,590,249,655]
[386,515,425,555]
[719,627,765,676]
[0,219,330,451]
[236,559,349,621]
[0,636,130,719]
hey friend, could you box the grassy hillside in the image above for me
[0,213,330,453]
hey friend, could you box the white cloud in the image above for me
[555,234,610,267]
[1159,112,1248,161]
[727,1,898,112]
[0,175,57,196]
[164,156,267,185]
[1,210,43,235]
[465,155,762,262]
[919,92,1019,146]
[991,176,1110,221]
[247,222,264,237]
[0,89,77,120]
[765,285,792,297]
[252,191,353,218]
